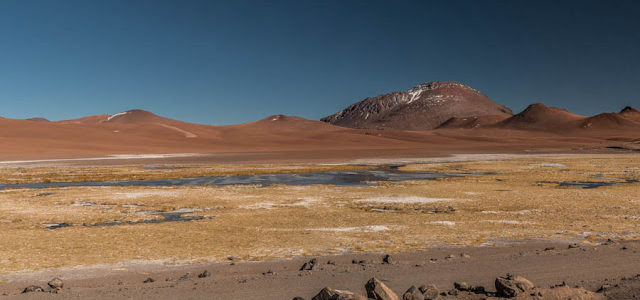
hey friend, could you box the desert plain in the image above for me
[0,152,639,299]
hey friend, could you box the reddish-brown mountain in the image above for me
[495,103,584,131]
[321,81,512,130]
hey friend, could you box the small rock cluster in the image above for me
[22,277,64,294]
[294,274,601,299]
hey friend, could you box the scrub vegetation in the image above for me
[0,155,638,274]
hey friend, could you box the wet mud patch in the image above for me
[539,179,638,189]
[46,208,208,229]
[0,168,483,190]
[43,223,72,229]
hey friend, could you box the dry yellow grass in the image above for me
[0,154,638,273]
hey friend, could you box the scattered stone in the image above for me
[300,258,318,271]
[621,246,628,250]
[454,281,470,291]
[418,284,438,300]
[352,259,369,265]
[433,206,456,214]
[197,270,210,278]
[365,277,399,300]
[402,286,424,300]
[312,287,365,300]
[179,273,191,281]
[382,254,394,264]
[263,269,276,276]
[22,285,44,293]
[471,285,486,294]
[495,274,534,297]
[603,239,616,245]
[445,254,455,260]
[544,247,555,251]
[460,253,471,259]
[327,260,336,265]
[48,277,64,289]
[293,297,306,300]
[143,277,155,283]
[597,284,611,292]
[447,289,459,296]
[568,243,580,249]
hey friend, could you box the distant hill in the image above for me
[25,117,50,122]
[494,103,584,131]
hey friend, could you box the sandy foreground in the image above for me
[0,153,638,299]
[1,240,639,299]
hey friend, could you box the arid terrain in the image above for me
[0,154,638,299]
[0,82,639,299]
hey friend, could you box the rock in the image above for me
[312,287,366,300]
[454,281,470,291]
[327,260,336,265]
[365,277,400,300]
[402,286,424,300]
[48,277,64,289]
[597,284,611,292]
[447,289,458,296]
[293,297,306,300]
[352,259,369,265]
[263,269,276,276]
[495,274,534,297]
[179,273,191,281]
[300,258,318,271]
[418,284,438,300]
[143,277,155,283]
[460,253,471,259]
[382,254,394,264]
[198,270,211,278]
[471,285,486,294]
[22,285,44,293]
[434,206,456,214]
[568,243,580,249]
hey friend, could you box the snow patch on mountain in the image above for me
[107,111,129,121]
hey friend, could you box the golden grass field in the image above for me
[0,155,638,274]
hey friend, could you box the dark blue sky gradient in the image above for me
[0,0,638,124]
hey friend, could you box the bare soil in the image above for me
[1,240,638,299]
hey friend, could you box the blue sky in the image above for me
[0,0,638,125]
